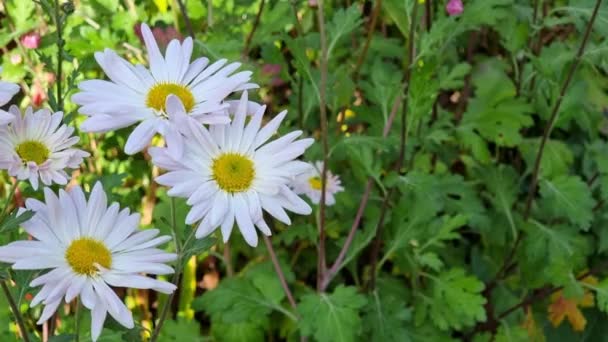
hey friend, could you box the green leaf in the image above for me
[0,210,34,233]
[193,277,295,323]
[519,139,574,179]
[299,286,368,342]
[157,319,202,342]
[460,64,533,147]
[595,278,608,314]
[327,5,363,58]
[440,63,472,90]
[415,269,486,331]
[364,289,412,341]
[479,165,520,238]
[539,176,595,231]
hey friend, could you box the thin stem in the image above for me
[368,0,419,291]
[353,0,382,80]
[74,298,81,342]
[150,205,196,342]
[176,0,195,38]
[2,281,31,342]
[315,0,330,291]
[321,89,405,292]
[321,180,373,291]
[223,241,234,277]
[263,236,298,313]
[523,0,603,220]
[289,0,305,130]
[54,0,64,112]
[242,0,266,58]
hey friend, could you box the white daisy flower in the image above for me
[0,67,20,125]
[0,183,177,341]
[0,106,90,190]
[150,92,313,247]
[293,161,344,206]
[72,23,257,155]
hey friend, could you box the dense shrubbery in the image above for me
[1,0,608,341]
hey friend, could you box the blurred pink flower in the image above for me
[308,0,318,7]
[21,32,41,49]
[446,0,464,16]
[262,64,285,87]
[134,23,183,51]
[262,64,281,76]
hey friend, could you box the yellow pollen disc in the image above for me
[146,82,195,113]
[15,140,50,165]
[65,238,112,276]
[212,153,255,193]
[309,176,323,190]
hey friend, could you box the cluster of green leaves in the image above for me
[2,0,608,341]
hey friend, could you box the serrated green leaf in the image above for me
[415,269,486,331]
[539,176,595,231]
[299,286,367,342]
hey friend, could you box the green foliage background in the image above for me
[2,0,608,341]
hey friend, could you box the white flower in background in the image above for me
[0,67,20,125]
[72,23,257,155]
[150,92,313,247]
[0,183,177,341]
[0,106,89,190]
[293,161,344,206]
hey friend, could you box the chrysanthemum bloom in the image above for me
[446,0,464,16]
[0,67,20,125]
[0,183,177,341]
[293,161,344,206]
[0,106,89,189]
[150,92,313,247]
[548,275,597,332]
[72,23,257,155]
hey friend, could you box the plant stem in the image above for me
[54,0,64,113]
[176,0,195,38]
[2,281,30,342]
[150,201,194,342]
[74,298,81,342]
[315,0,330,291]
[242,0,266,58]
[368,0,419,291]
[523,0,602,220]
[223,241,234,277]
[320,89,405,292]
[263,236,298,313]
[289,0,305,130]
[353,0,382,80]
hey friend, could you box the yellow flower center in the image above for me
[15,140,50,165]
[309,176,323,190]
[212,153,255,193]
[146,82,195,113]
[65,238,112,276]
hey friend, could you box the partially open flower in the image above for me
[292,161,344,206]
